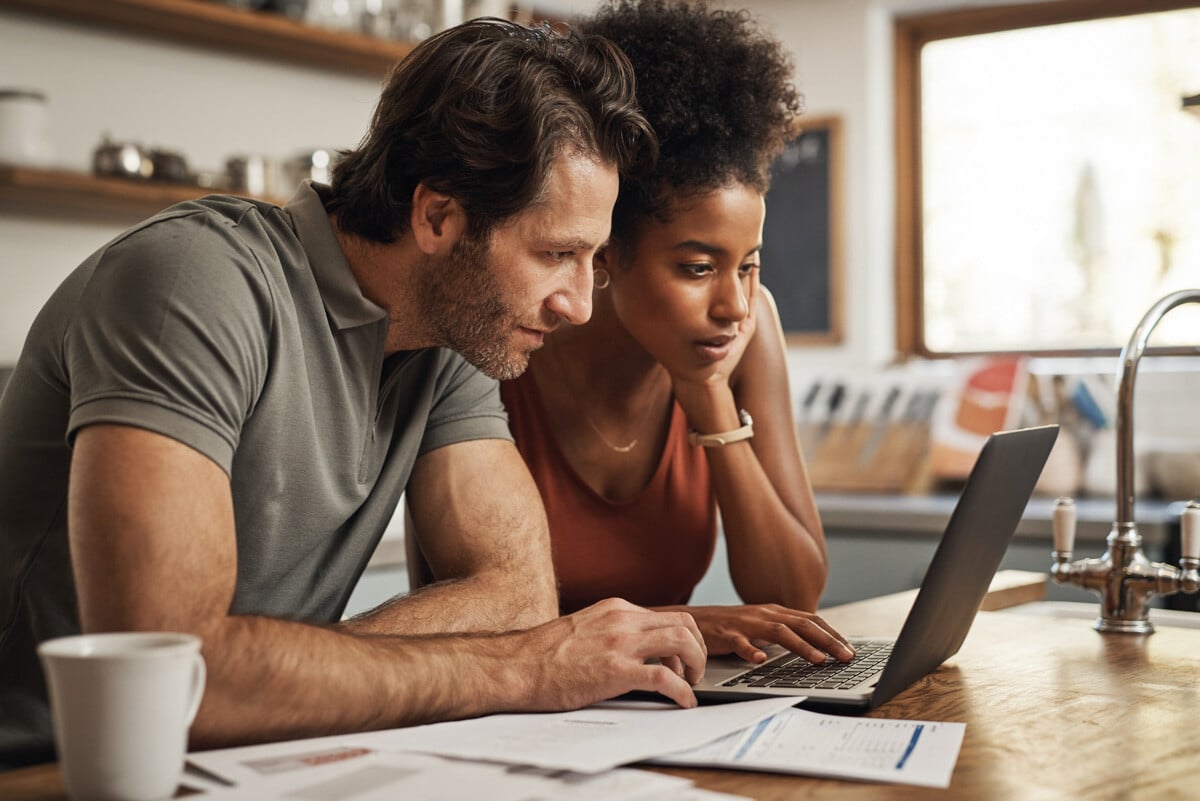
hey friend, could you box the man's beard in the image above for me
[416,231,534,381]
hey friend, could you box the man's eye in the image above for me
[549,251,573,262]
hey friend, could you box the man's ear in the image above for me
[410,183,466,255]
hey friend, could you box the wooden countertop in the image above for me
[4,581,1197,801]
[656,595,1200,800]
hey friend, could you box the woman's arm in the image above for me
[711,285,828,610]
[669,284,849,663]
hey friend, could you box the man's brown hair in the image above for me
[328,18,657,243]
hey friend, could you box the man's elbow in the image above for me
[507,571,559,628]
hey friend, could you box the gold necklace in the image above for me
[545,342,666,455]
[583,396,662,453]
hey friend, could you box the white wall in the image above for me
[0,0,1080,371]
[0,9,382,364]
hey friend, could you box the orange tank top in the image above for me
[501,373,717,614]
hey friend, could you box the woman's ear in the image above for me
[410,183,466,255]
[593,244,610,269]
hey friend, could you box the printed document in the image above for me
[355,696,800,773]
[189,698,794,784]
[190,742,757,801]
[191,750,706,801]
[652,707,965,788]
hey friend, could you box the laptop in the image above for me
[693,424,1059,711]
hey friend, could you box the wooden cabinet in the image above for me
[0,0,412,221]
[0,0,413,77]
[0,166,288,224]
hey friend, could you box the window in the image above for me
[895,1,1200,356]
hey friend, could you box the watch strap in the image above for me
[688,409,754,448]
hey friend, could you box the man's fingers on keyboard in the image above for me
[642,663,698,708]
[659,654,684,677]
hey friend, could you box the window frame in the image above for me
[893,0,1200,358]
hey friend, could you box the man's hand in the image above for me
[516,598,707,710]
[661,604,855,665]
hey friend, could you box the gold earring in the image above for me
[593,268,611,290]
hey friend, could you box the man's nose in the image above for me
[545,262,593,326]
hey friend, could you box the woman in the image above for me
[500,0,854,665]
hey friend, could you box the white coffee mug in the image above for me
[38,632,206,801]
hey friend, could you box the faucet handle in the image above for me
[1182,501,1200,562]
[1053,497,1077,557]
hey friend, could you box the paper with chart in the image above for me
[189,738,755,801]
[188,697,796,789]
[652,707,965,788]
[191,749,716,801]
[357,696,800,773]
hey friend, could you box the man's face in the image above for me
[418,152,619,380]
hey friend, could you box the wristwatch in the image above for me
[688,409,754,448]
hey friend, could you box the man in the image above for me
[0,19,706,768]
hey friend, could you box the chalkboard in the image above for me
[761,115,843,345]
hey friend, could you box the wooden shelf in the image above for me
[0,0,413,77]
[0,165,284,224]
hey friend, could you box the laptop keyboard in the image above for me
[719,639,893,690]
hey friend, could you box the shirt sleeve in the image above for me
[418,349,513,455]
[64,208,273,474]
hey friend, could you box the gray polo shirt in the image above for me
[0,183,511,766]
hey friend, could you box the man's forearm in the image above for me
[339,567,557,636]
[191,614,530,749]
[192,599,708,750]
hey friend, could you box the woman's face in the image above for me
[606,183,765,375]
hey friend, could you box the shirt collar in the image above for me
[284,181,387,331]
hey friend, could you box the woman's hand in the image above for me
[660,603,856,665]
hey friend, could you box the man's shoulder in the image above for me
[128,194,291,248]
[95,195,300,283]
[388,348,500,410]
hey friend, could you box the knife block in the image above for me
[804,420,933,493]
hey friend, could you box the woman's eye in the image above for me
[681,262,713,277]
[739,262,759,276]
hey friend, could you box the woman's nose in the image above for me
[712,272,750,322]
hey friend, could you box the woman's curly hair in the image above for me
[582,0,803,246]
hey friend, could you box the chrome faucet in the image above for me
[1051,289,1200,633]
